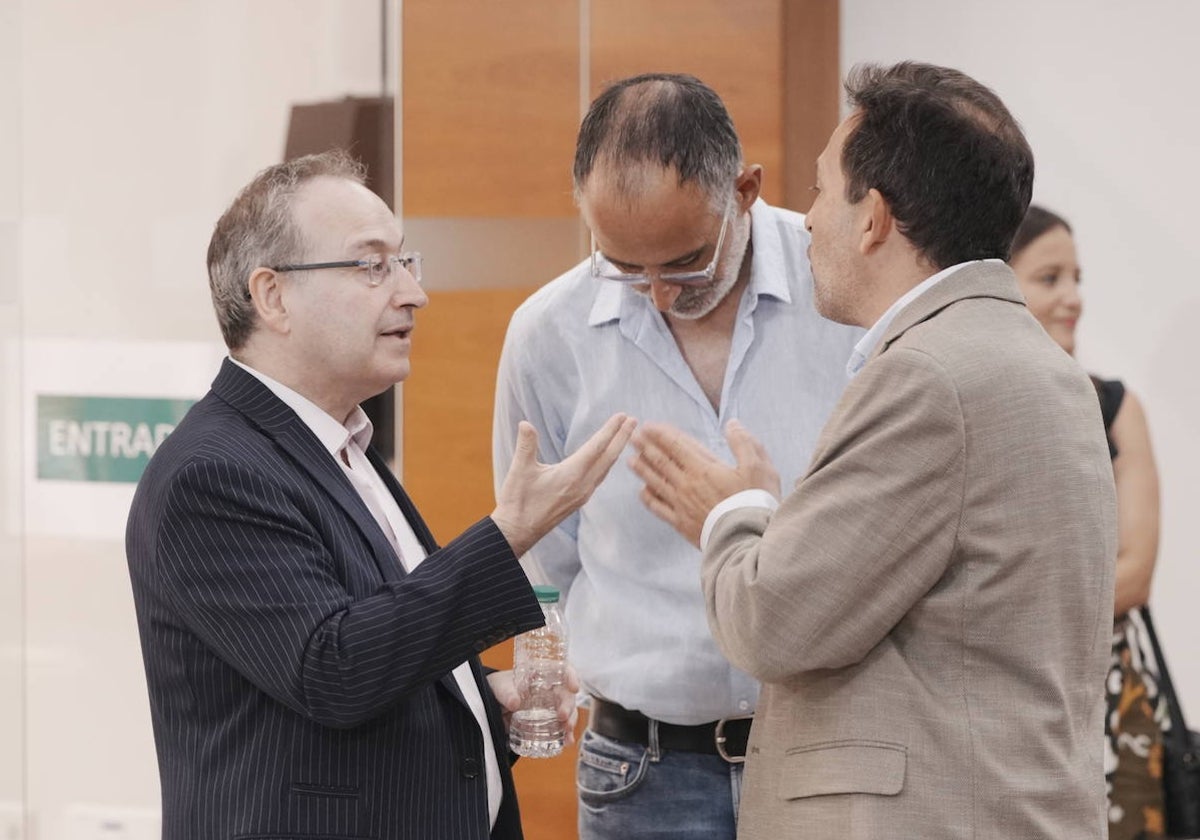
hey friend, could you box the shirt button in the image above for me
[462,757,480,778]
[738,700,750,711]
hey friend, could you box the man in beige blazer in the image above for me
[630,62,1117,839]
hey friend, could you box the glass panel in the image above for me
[0,0,25,834]
[13,2,388,835]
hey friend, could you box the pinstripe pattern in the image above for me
[126,359,544,839]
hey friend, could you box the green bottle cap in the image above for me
[532,585,560,603]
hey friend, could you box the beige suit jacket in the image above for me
[704,262,1116,839]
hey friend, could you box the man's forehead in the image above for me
[831,113,861,152]
[585,161,703,201]
[818,114,859,176]
[584,171,713,222]
[295,176,379,214]
[293,177,401,242]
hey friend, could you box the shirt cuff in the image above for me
[700,490,779,551]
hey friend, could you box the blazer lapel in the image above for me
[210,360,404,584]
[213,360,478,708]
[871,262,1026,364]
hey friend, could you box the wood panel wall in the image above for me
[588,0,785,203]
[400,0,579,217]
[784,0,842,211]
[401,3,838,837]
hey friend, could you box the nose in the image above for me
[647,277,684,312]
[392,266,428,309]
[1062,277,1082,312]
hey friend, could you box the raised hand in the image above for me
[631,420,780,547]
[492,414,637,557]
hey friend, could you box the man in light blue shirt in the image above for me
[492,73,861,840]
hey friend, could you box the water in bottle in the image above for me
[510,585,568,758]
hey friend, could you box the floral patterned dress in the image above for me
[1096,378,1165,840]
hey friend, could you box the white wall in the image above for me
[843,0,1200,717]
[13,1,383,835]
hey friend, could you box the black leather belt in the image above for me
[588,697,752,762]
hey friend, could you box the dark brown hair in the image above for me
[842,62,1035,269]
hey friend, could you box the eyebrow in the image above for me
[603,245,706,270]
[352,236,404,253]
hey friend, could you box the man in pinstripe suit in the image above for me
[126,150,635,839]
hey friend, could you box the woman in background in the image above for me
[1010,206,1164,840]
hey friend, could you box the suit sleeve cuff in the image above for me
[700,490,779,551]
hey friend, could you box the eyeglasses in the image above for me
[590,204,733,286]
[271,252,423,287]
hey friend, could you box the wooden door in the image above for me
[400,3,839,836]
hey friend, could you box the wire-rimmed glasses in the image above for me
[271,252,423,287]
[589,204,733,286]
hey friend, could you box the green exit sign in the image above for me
[37,395,195,483]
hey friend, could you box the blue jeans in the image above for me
[576,723,743,840]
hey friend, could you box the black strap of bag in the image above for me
[1140,605,1200,838]
[1143,607,1193,743]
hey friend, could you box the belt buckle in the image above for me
[714,713,753,764]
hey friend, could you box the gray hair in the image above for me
[573,73,743,210]
[206,149,366,350]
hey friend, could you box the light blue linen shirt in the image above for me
[493,199,862,724]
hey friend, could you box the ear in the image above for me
[246,267,292,336]
[858,188,893,256]
[734,165,763,211]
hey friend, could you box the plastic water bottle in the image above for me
[510,585,568,758]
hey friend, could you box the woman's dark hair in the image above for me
[1010,205,1072,259]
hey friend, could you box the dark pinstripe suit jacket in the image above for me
[126,359,545,839]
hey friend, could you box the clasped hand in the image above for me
[630,420,781,547]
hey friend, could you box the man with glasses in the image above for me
[493,73,860,839]
[126,149,635,840]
